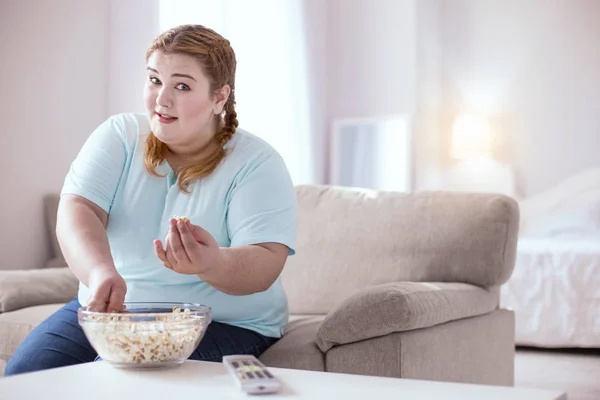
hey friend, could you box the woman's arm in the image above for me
[57,115,132,311]
[56,194,114,286]
[57,194,127,312]
[203,242,289,295]
[155,220,289,296]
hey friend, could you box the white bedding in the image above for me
[500,236,600,347]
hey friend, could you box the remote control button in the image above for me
[264,370,274,378]
[232,361,239,368]
[246,372,255,379]
[255,371,264,378]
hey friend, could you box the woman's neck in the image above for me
[166,118,224,169]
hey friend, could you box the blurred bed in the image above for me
[500,166,600,348]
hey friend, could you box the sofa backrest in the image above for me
[281,185,519,315]
[47,186,520,316]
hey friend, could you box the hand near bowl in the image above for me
[154,218,222,275]
[87,267,127,313]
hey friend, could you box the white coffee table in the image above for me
[0,360,567,399]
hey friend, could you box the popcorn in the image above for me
[82,309,205,365]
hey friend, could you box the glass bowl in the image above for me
[78,302,211,368]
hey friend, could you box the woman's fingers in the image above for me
[156,218,205,273]
[165,234,178,267]
[154,239,174,270]
[87,289,109,312]
[189,222,215,245]
[87,298,107,312]
[169,218,191,265]
[177,219,201,262]
[106,286,126,313]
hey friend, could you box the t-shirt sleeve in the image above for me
[61,116,128,213]
[226,151,297,255]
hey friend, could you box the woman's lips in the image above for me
[156,112,178,124]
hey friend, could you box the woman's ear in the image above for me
[213,84,231,115]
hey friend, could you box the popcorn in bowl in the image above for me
[78,302,211,368]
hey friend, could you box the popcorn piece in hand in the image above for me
[173,215,189,223]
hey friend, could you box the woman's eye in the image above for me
[176,83,191,91]
[149,76,161,84]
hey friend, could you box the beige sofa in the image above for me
[0,185,519,386]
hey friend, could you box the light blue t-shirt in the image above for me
[61,113,297,338]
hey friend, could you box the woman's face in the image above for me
[144,51,228,155]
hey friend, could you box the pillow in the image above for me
[0,268,78,313]
[519,166,600,234]
[524,200,600,237]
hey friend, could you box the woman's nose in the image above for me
[156,88,173,108]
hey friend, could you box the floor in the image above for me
[514,347,600,400]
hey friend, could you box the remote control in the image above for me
[222,355,283,395]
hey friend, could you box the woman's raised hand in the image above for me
[154,218,223,275]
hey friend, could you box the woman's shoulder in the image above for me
[225,128,277,162]
[95,113,150,153]
[102,113,150,138]
[218,128,290,184]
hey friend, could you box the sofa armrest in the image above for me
[0,268,78,313]
[315,281,499,352]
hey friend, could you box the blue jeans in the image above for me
[4,298,278,376]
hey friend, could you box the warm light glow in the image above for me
[450,115,494,160]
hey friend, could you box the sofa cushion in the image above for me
[282,185,519,314]
[259,315,325,371]
[315,282,499,352]
[0,268,78,313]
[0,303,65,371]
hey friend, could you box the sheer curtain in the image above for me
[159,0,316,185]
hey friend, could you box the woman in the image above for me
[5,24,296,376]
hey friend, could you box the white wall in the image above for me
[325,0,417,183]
[302,0,330,183]
[326,0,416,119]
[108,0,159,115]
[413,0,443,191]
[320,0,600,196]
[0,0,109,270]
[440,0,600,197]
